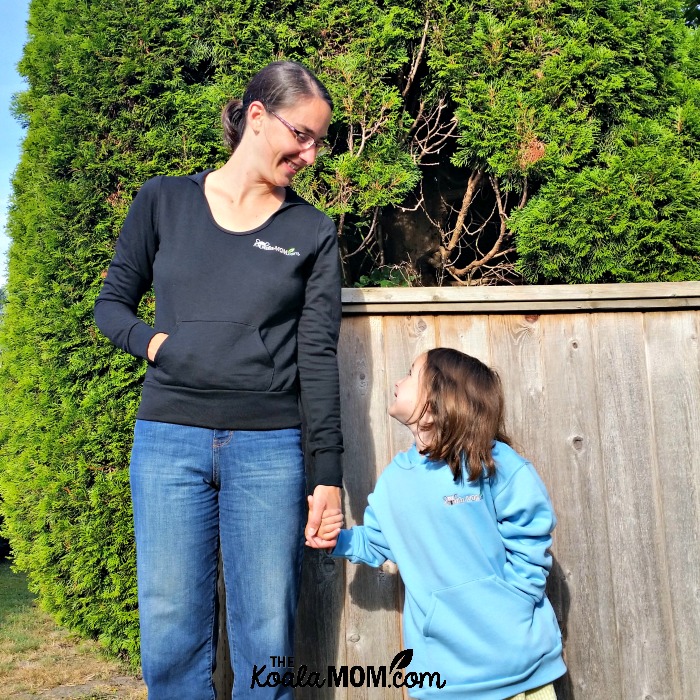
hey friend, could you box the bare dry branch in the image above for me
[408,98,459,165]
[403,17,430,98]
[518,177,528,210]
[445,170,484,254]
[341,206,381,261]
[397,194,425,213]
[445,175,511,278]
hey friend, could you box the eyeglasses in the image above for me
[268,109,332,156]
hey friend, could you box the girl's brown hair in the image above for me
[416,347,510,482]
[221,60,333,152]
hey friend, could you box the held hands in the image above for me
[312,502,344,541]
[305,486,344,549]
[147,333,169,362]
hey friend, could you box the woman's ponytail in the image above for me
[221,99,245,152]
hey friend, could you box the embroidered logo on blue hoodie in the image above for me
[443,493,483,506]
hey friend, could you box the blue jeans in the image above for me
[130,420,306,700]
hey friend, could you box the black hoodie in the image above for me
[94,170,343,487]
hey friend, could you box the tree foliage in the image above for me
[0,0,698,663]
[414,0,699,285]
[512,117,700,282]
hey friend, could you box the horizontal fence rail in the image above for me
[217,282,700,699]
[341,281,700,314]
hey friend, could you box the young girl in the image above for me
[315,348,566,699]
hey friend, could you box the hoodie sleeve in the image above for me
[493,463,556,604]
[93,177,161,359]
[331,497,395,567]
[297,214,343,488]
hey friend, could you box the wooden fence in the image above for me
[218,282,700,700]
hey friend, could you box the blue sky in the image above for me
[1,0,31,287]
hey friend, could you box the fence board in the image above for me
[538,315,621,699]
[594,313,678,698]
[487,314,547,462]
[643,311,700,698]
[383,315,436,456]
[435,314,492,366]
[380,315,437,700]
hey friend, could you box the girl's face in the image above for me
[389,353,428,426]
[255,96,332,187]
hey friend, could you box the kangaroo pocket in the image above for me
[422,575,557,685]
[153,321,274,391]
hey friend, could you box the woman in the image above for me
[94,60,342,699]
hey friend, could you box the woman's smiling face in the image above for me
[260,97,332,186]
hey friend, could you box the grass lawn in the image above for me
[0,559,146,700]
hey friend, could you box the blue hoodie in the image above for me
[332,441,566,699]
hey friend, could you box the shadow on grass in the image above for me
[0,559,36,629]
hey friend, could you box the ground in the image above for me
[0,560,147,700]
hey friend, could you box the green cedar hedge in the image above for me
[0,0,698,664]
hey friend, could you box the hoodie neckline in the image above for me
[396,444,432,470]
[189,169,303,236]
